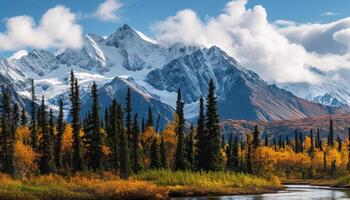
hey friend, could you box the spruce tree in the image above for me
[186,123,194,170]
[8,103,19,177]
[30,79,37,150]
[194,96,207,171]
[231,136,239,172]
[146,106,153,128]
[38,96,55,174]
[317,128,321,149]
[131,114,142,173]
[0,90,11,174]
[160,135,168,169]
[264,135,269,147]
[125,87,132,147]
[70,71,85,172]
[252,125,260,149]
[20,109,27,126]
[337,135,342,152]
[150,138,161,169]
[246,143,252,174]
[55,98,65,169]
[141,118,145,133]
[226,134,233,170]
[299,132,304,152]
[49,109,55,149]
[174,89,188,170]
[309,129,315,158]
[328,117,334,147]
[205,79,223,171]
[294,130,299,153]
[118,104,129,179]
[90,82,103,171]
[108,100,119,171]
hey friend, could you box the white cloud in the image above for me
[322,12,339,16]
[152,0,350,85]
[0,5,83,51]
[95,0,122,22]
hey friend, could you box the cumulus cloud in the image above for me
[95,0,122,22]
[152,0,350,85]
[0,5,83,51]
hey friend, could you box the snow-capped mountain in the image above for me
[0,24,346,125]
[279,67,350,107]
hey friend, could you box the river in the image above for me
[171,185,350,200]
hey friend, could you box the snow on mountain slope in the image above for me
[0,24,346,124]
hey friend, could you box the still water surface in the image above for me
[172,185,350,200]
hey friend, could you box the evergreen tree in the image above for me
[160,135,168,169]
[90,82,103,171]
[117,104,129,179]
[315,128,320,149]
[131,114,142,173]
[246,143,252,174]
[174,89,188,170]
[150,138,161,169]
[20,109,27,126]
[299,132,304,152]
[194,96,207,171]
[141,118,145,133]
[70,71,85,172]
[264,135,269,147]
[108,100,119,171]
[30,79,37,150]
[146,106,153,128]
[8,103,19,176]
[309,129,315,158]
[231,136,239,172]
[125,87,132,147]
[294,130,299,153]
[252,125,260,149]
[55,98,65,169]
[205,80,223,171]
[0,90,11,174]
[49,109,55,148]
[226,134,233,170]
[328,117,334,147]
[38,96,55,174]
[186,123,194,170]
[337,135,342,152]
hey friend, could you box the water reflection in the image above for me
[172,185,350,200]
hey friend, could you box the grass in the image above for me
[134,170,283,197]
[0,173,167,200]
[0,170,283,199]
[335,176,350,187]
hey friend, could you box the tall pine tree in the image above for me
[174,89,188,170]
[118,104,130,179]
[194,96,207,171]
[205,79,223,171]
[30,79,37,150]
[131,114,142,173]
[70,70,85,172]
[150,138,161,169]
[328,117,334,147]
[90,82,103,171]
[186,123,194,170]
[55,98,65,169]
[252,125,260,149]
[38,96,55,174]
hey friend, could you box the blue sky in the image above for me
[0,0,348,39]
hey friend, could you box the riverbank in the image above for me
[0,171,283,200]
[134,170,284,197]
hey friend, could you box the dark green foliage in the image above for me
[70,70,85,173]
[55,99,65,169]
[0,90,13,175]
[309,130,315,158]
[117,104,129,179]
[264,135,269,147]
[246,143,252,174]
[294,130,299,153]
[337,135,342,152]
[131,114,142,173]
[186,123,194,170]
[174,89,188,171]
[90,82,103,171]
[108,100,119,171]
[150,138,161,169]
[30,79,37,150]
[160,135,168,169]
[299,132,304,152]
[146,106,153,128]
[205,80,223,171]
[125,88,132,147]
[141,118,145,133]
[194,96,207,171]
[227,135,239,172]
[328,117,334,147]
[20,109,27,126]
[38,96,55,174]
[252,125,260,149]
[331,160,336,178]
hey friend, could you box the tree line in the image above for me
[1,70,350,180]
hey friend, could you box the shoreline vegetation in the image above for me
[1,71,350,199]
[0,170,283,200]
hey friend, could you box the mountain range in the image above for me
[0,24,348,128]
